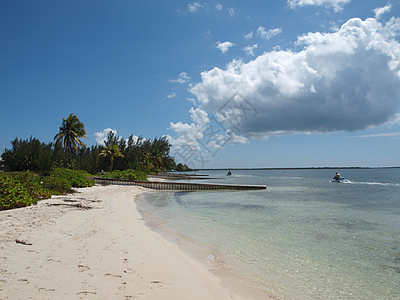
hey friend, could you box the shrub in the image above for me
[0,169,94,211]
[51,168,94,188]
[0,174,37,210]
[104,169,147,181]
[7,171,51,200]
[40,176,73,195]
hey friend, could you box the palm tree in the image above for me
[54,113,87,165]
[99,144,124,171]
[139,151,153,172]
[150,149,163,173]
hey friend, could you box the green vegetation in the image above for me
[176,163,192,172]
[1,136,63,173]
[1,129,180,175]
[51,168,94,188]
[0,113,191,211]
[103,169,148,181]
[100,144,124,171]
[54,113,87,163]
[0,174,38,210]
[0,169,94,211]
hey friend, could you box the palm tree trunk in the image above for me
[110,157,114,172]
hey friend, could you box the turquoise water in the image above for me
[138,169,400,299]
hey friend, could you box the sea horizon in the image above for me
[191,166,400,171]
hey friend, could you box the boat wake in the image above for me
[330,179,400,187]
[351,181,400,187]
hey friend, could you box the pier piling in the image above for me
[91,177,266,191]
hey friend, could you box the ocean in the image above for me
[137,168,400,299]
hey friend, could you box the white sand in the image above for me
[0,185,269,299]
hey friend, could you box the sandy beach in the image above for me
[0,184,266,299]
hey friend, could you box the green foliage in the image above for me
[40,176,73,195]
[0,168,93,211]
[104,169,148,181]
[99,143,124,171]
[2,128,178,175]
[8,172,52,200]
[0,174,37,210]
[176,163,192,172]
[54,113,87,155]
[51,168,94,188]
[1,137,55,173]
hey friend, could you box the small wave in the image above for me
[228,174,255,178]
[351,181,400,187]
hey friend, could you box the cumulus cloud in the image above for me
[170,72,191,84]
[244,44,258,56]
[287,0,351,12]
[170,16,400,149]
[95,128,118,146]
[168,107,247,166]
[216,41,234,54]
[169,107,210,153]
[216,4,223,10]
[374,4,392,20]
[95,128,141,146]
[257,26,282,40]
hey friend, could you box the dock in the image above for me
[92,177,266,191]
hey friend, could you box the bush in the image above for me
[7,171,51,200]
[0,174,37,210]
[40,176,73,195]
[104,169,147,181]
[0,168,94,211]
[51,168,94,188]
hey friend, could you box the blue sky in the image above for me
[1,0,400,168]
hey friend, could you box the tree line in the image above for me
[1,113,189,174]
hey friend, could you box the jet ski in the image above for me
[331,177,345,183]
[331,173,348,183]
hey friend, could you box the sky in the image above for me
[1,0,400,168]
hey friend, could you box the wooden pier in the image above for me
[92,177,266,191]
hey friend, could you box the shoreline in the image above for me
[136,190,273,299]
[0,185,270,299]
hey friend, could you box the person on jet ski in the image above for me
[333,172,342,180]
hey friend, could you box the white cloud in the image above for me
[216,4,223,10]
[227,7,238,17]
[95,128,118,146]
[374,4,392,20]
[256,26,282,40]
[170,72,191,84]
[216,41,234,54]
[168,107,247,166]
[385,113,400,128]
[170,16,400,147]
[95,128,141,146]
[287,0,351,12]
[167,93,176,99]
[346,132,400,138]
[168,107,210,153]
[244,44,258,56]
[188,2,206,12]
[244,31,253,39]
